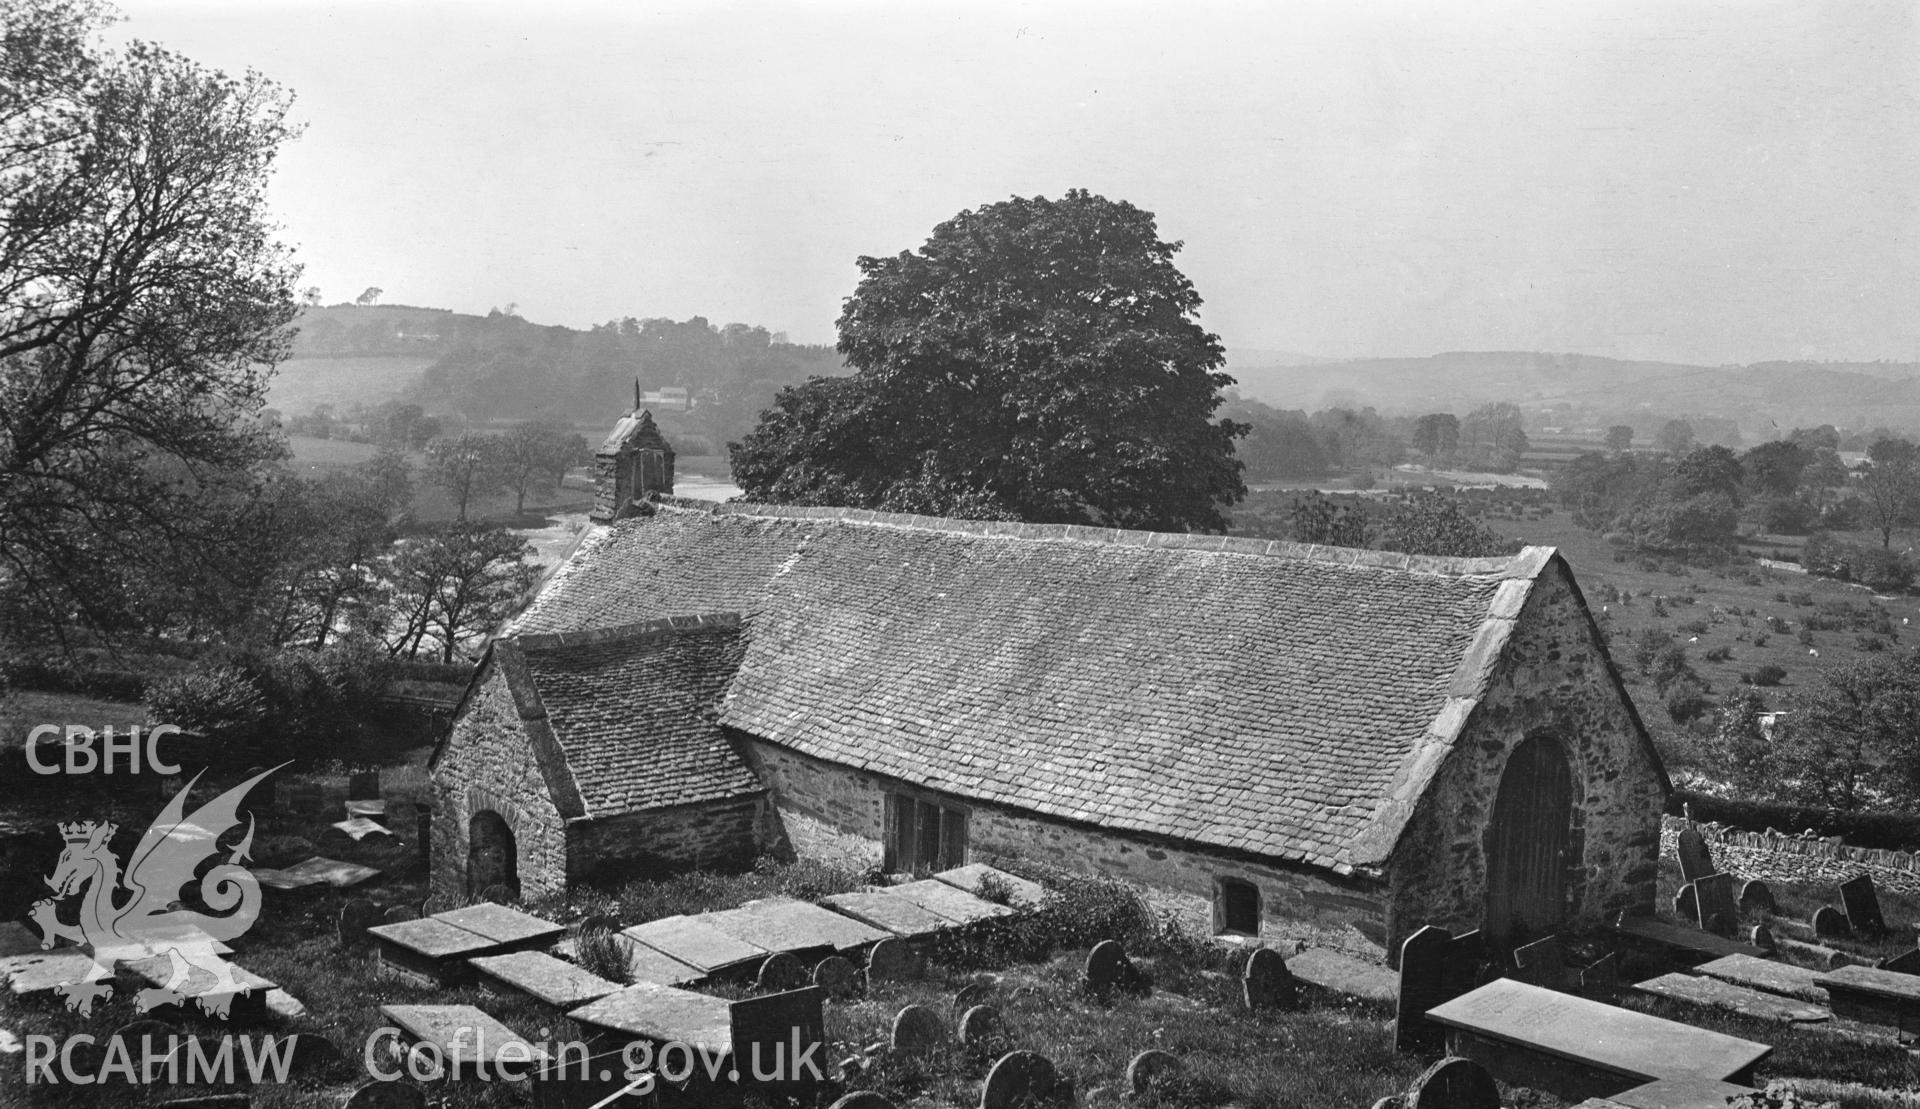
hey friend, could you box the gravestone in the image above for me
[1813,905,1851,938]
[980,1051,1057,1109]
[1881,949,1920,976]
[1242,947,1297,1010]
[1739,880,1776,914]
[1512,936,1567,991]
[348,770,380,799]
[813,955,859,998]
[1579,953,1618,1001]
[890,1005,947,1055]
[1396,926,1456,1053]
[1751,924,1775,952]
[953,980,994,1015]
[339,899,383,948]
[1408,1056,1501,1109]
[757,952,808,992]
[866,938,913,983]
[827,1095,896,1109]
[1674,883,1699,923]
[1126,1049,1181,1095]
[413,803,432,864]
[1677,827,1716,884]
[342,1081,425,1109]
[286,1033,342,1076]
[1084,939,1145,996]
[958,1004,1003,1049]
[382,906,419,924]
[1840,874,1888,936]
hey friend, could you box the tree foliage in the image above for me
[0,0,300,641]
[731,190,1247,531]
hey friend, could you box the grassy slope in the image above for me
[266,356,437,415]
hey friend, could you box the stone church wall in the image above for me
[430,666,570,901]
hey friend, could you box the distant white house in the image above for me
[638,387,692,411]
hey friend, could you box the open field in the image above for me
[266,356,436,414]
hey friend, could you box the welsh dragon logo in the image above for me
[29,766,279,1018]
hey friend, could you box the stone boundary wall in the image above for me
[1658,814,1920,894]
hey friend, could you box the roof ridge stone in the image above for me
[515,612,743,652]
[655,497,1552,577]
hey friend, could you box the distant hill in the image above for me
[1226,349,1920,434]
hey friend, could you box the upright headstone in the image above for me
[757,952,808,992]
[1739,879,1776,914]
[382,906,419,924]
[866,938,913,983]
[1408,1056,1501,1109]
[1242,947,1297,1011]
[1695,872,1739,937]
[958,1005,1004,1050]
[348,770,380,800]
[287,1033,343,1076]
[1512,936,1567,991]
[1396,926,1455,1053]
[288,783,322,816]
[890,1004,947,1055]
[1126,1049,1182,1095]
[1840,874,1888,936]
[338,899,382,948]
[1881,949,1920,976]
[980,1051,1057,1109]
[1579,953,1618,1001]
[1813,905,1851,938]
[1676,827,1716,885]
[1751,924,1776,952]
[413,804,432,864]
[1084,940,1142,996]
[827,1095,895,1109]
[1674,883,1699,923]
[813,955,859,999]
[1445,931,1484,1002]
[952,981,994,1015]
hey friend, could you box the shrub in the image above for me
[1679,619,1711,636]
[1664,677,1714,725]
[1753,633,1770,648]
[1704,646,1733,662]
[1750,664,1787,686]
[143,666,268,742]
[1797,627,1815,645]
[574,926,632,985]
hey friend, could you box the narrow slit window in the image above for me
[1217,877,1261,936]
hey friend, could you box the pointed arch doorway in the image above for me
[1484,735,1575,946]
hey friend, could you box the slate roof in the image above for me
[504,500,1619,872]
[486,616,762,820]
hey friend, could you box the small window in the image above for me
[885,793,967,873]
[1216,877,1261,936]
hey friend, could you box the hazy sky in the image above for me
[112,0,1919,365]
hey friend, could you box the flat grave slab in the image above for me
[380,1004,545,1079]
[1287,947,1396,1003]
[820,891,956,938]
[567,982,734,1054]
[271,856,381,889]
[606,936,705,987]
[366,918,498,986]
[931,863,1048,908]
[701,898,889,956]
[1695,954,1829,1004]
[250,867,328,892]
[470,951,620,1010]
[431,903,564,950]
[887,879,1017,925]
[621,915,768,976]
[1611,916,1767,965]
[122,954,276,1022]
[1813,964,1920,1037]
[3,951,99,998]
[1427,978,1770,1097]
[1631,972,1828,1023]
[1608,1077,1758,1109]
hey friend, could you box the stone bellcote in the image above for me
[591,406,676,521]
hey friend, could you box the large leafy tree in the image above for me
[0,0,301,638]
[731,190,1247,531]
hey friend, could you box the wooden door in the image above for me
[1484,736,1574,945]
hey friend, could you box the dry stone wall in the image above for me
[1659,815,1920,895]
